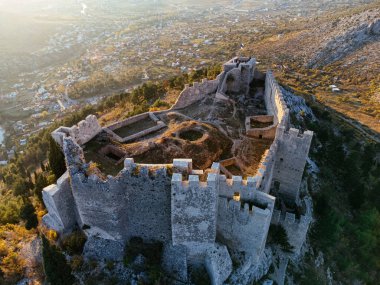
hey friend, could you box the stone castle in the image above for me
[42,57,313,284]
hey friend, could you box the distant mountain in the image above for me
[250,2,380,135]
[253,5,380,72]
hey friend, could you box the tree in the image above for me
[268,224,294,252]
[42,235,75,285]
[48,137,66,179]
[20,201,38,230]
[12,177,29,197]
[34,173,49,201]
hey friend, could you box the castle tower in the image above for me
[171,171,219,248]
[272,127,313,204]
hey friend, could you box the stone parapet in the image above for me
[52,115,102,146]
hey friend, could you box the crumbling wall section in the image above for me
[83,227,125,261]
[52,115,102,146]
[42,171,77,234]
[217,198,274,264]
[271,210,312,256]
[172,78,219,109]
[205,243,233,285]
[219,57,256,95]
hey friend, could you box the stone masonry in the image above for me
[43,57,313,285]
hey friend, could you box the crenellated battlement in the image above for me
[273,126,313,204]
[271,209,312,256]
[219,198,272,220]
[123,157,170,178]
[171,173,218,190]
[219,141,278,197]
[42,56,314,285]
[171,172,219,247]
[264,71,290,129]
[271,210,310,226]
[217,195,274,264]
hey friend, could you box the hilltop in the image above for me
[247,2,380,136]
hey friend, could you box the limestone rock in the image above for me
[369,19,380,35]
[205,243,232,285]
[162,244,188,283]
[83,227,125,262]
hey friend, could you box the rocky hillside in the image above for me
[248,2,380,137]
[307,8,380,68]
[252,5,380,70]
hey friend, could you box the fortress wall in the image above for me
[63,138,172,243]
[106,112,151,131]
[218,141,278,197]
[246,125,277,139]
[123,160,172,242]
[245,114,277,139]
[83,227,126,262]
[42,171,77,234]
[271,210,312,256]
[264,72,289,128]
[205,243,233,285]
[171,172,219,246]
[68,173,128,241]
[217,198,273,264]
[263,72,313,204]
[104,112,167,143]
[272,127,313,204]
[171,78,219,109]
[52,115,102,147]
[218,57,256,95]
[43,56,314,273]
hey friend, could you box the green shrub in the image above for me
[20,201,38,230]
[268,224,294,253]
[61,230,87,255]
[42,235,75,285]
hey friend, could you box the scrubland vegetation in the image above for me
[0,65,221,284]
[0,62,378,284]
[282,87,380,284]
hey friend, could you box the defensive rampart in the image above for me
[218,57,256,95]
[51,114,102,146]
[217,197,274,264]
[62,138,173,243]
[271,210,312,256]
[42,56,314,285]
[171,78,219,109]
[272,127,313,204]
[42,171,77,233]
